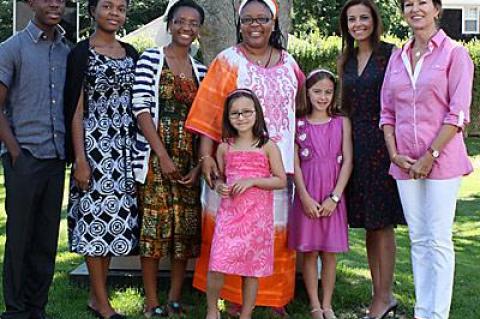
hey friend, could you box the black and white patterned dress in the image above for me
[68,49,138,257]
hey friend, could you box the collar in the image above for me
[402,29,447,55]
[26,20,66,44]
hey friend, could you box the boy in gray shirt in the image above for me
[0,0,69,318]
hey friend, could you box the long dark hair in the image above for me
[165,0,205,30]
[338,0,383,76]
[236,0,284,50]
[296,69,340,118]
[222,89,269,148]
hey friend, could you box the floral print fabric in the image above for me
[138,64,201,259]
[209,148,274,277]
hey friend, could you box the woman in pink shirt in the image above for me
[380,1,473,318]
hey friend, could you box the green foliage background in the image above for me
[292,0,409,38]
[0,0,478,133]
[0,0,13,42]
[288,34,480,135]
[0,0,168,41]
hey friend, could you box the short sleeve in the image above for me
[0,37,19,88]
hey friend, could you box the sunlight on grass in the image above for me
[111,288,144,315]
[0,139,479,318]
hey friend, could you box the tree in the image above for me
[196,0,292,65]
[79,0,169,38]
[292,0,408,38]
[0,0,13,42]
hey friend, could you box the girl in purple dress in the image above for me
[288,69,353,319]
[206,89,287,319]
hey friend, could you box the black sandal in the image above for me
[167,301,186,316]
[86,305,102,318]
[144,305,169,318]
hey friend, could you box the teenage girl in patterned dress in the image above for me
[66,0,138,318]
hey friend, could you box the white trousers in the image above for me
[396,178,461,319]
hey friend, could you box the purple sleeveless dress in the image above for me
[288,117,349,253]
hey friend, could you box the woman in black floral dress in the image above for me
[338,1,405,318]
[65,0,138,318]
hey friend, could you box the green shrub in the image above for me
[288,34,341,74]
[288,34,480,135]
[464,40,480,135]
[124,36,156,55]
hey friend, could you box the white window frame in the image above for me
[462,6,480,34]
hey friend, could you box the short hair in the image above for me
[399,0,442,13]
[88,0,130,18]
[236,0,284,50]
[165,0,205,30]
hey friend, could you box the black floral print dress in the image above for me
[68,49,139,256]
[342,42,405,230]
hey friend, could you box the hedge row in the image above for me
[288,34,480,135]
[127,34,479,135]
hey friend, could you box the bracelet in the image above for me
[198,155,212,163]
[329,193,340,204]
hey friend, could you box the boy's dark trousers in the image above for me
[1,150,65,319]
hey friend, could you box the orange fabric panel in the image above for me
[193,213,296,307]
[185,57,238,142]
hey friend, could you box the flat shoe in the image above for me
[323,309,337,319]
[310,308,323,319]
[86,305,103,319]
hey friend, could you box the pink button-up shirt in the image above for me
[380,29,473,180]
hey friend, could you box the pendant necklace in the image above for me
[243,45,273,67]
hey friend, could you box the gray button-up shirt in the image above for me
[0,21,70,159]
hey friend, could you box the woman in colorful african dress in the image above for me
[186,0,304,316]
[131,0,207,317]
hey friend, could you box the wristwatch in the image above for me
[329,193,340,204]
[428,147,440,159]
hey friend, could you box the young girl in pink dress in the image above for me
[206,89,287,319]
[288,69,353,319]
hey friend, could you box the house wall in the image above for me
[442,2,480,40]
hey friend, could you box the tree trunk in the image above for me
[197,0,237,64]
[278,0,293,47]
[197,0,293,65]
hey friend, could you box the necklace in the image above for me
[165,47,192,79]
[413,40,430,59]
[242,45,273,67]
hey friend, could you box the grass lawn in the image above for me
[0,138,479,319]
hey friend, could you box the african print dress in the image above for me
[138,63,201,260]
[68,49,138,257]
[186,46,304,307]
